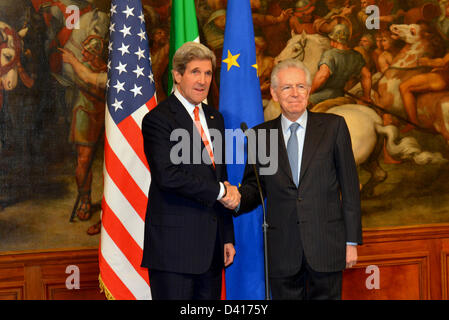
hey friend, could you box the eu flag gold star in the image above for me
[222,50,240,71]
[252,63,258,76]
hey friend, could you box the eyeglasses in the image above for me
[279,84,310,95]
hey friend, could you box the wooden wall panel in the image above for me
[342,252,430,300]
[342,223,449,300]
[0,224,448,300]
[0,285,23,300]
[0,248,106,300]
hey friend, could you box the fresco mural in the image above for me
[1,0,449,252]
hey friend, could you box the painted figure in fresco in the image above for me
[313,0,360,43]
[289,0,319,34]
[251,0,294,54]
[150,27,169,102]
[142,0,171,33]
[31,0,94,73]
[376,29,402,73]
[0,0,50,207]
[202,9,226,70]
[399,53,449,133]
[59,45,105,235]
[354,33,376,73]
[374,23,443,121]
[58,9,108,221]
[309,24,372,112]
[0,22,34,110]
[255,36,275,100]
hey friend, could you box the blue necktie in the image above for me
[287,122,300,187]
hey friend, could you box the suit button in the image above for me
[212,217,217,222]
[296,221,300,224]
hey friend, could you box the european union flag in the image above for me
[219,0,265,300]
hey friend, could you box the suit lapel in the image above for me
[168,94,195,135]
[299,111,326,184]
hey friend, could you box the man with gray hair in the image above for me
[141,42,239,299]
[229,58,362,299]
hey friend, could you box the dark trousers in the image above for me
[270,255,342,300]
[148,231,223,300]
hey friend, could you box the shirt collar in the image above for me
[174,88,201,115]
[281,110,308,135]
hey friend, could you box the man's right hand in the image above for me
[219,181,241,210]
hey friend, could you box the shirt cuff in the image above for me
[346,242,358,246]
[217,182,225,200]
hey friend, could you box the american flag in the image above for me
[99,0,155,300]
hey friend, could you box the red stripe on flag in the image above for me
[221,269,226,299]
[146,96,157,111]
[99,250,136,300]
[102,200,149,284]
[104,137,148,219]
[116,115,149,172]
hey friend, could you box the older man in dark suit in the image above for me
[141,42,239,300]
[223,58,362,300]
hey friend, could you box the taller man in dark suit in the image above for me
[141,42,239,300]
[223,59,362,300]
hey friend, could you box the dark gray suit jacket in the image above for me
[238,111,362,277]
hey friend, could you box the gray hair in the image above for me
[172,42,216,75]
[270,59,312,88]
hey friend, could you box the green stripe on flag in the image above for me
[167,0,200,94]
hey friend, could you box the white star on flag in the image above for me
[138,12,145,23]
[118,43,130,56]
[123,5,135,18]
[113,80,125,93]
[133,65,144,78]
[115,61,127,74]
[120,24,132,38]
[130,84,143,97]
[135,47,145,60]
[111,98,123,112]
[110,4,117,15]
[137,28,146,41]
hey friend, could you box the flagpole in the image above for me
[241,122,270,300]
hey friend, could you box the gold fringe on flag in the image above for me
[99,274,115,300]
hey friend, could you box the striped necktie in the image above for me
[193,106,215,168]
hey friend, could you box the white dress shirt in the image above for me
[280,110,308,184]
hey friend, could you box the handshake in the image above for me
[219,181,241,210]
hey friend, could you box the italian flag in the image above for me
[167,0,200,94]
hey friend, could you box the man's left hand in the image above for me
[224,243,236,267]
[346,245,358,268]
